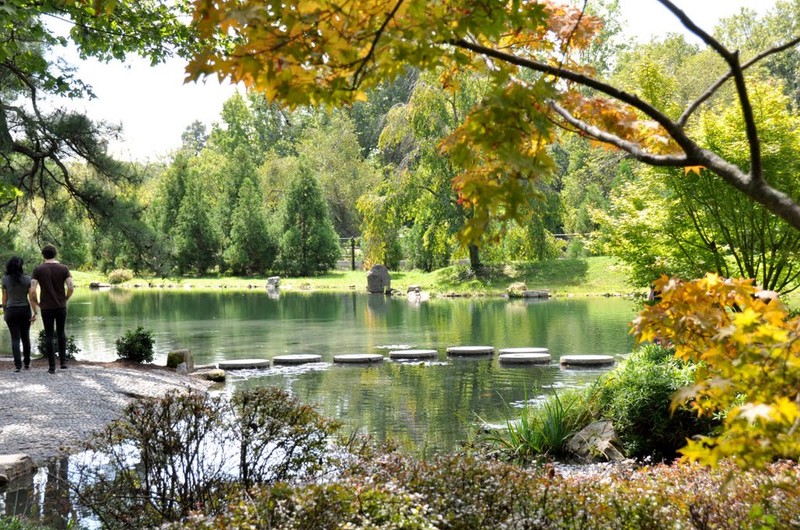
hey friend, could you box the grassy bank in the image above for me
[73,256,635,297]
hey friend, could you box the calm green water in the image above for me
[4,289,638,450]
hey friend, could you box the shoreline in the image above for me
[0,358,214,466]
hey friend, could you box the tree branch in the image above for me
[679,35,800,126]
[657,1,763,182]
[449,38,700,157]
[548,100,691,166]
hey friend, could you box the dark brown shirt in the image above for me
[32,262,71,310]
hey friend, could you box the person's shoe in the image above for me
[48,368,56,374]
[60,364,68,369]
[14,367,21,372]
[23,365,29,370]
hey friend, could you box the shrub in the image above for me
[115,326,154,363]
[107,268,134,284]
[74,388,341,530]
[595,343,718,459]
[36,330,80,360]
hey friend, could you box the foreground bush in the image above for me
[72,388,341,530]
[169,456,800,529]
[595,343,718,459]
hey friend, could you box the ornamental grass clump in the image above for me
[480,388,592,462]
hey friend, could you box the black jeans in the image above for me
[41,307,67,369]
[4,306,32,370]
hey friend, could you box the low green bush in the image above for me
[115,326,154,363]
[36,330,80,360]
[107,268,134,284]
[168,456,800,529]
[595,343,718,459]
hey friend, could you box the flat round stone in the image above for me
[559,354,616,367]
[272,354,323,365]
[333,354,384,364]
[446,346,495,356]
[217,359,270,370]
[498,347,549,355]
[498,353,552,364]
[389,349,438,360]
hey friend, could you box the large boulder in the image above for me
[507,282,528,298]
[0,454,36,487]
[566,421,626,463]
[366,265,391,294]
[166,349,194,372]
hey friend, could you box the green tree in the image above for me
[187,0,800,240]
[173,177,220,275]
[1,1,198,243]
[296,111,379,238]
[276,171,340,276]
[224,177,277,275]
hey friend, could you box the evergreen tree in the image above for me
[277,172,341,276]
[173,179,220,275]
[224,178,277,275]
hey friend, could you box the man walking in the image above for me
[30,245,74,374]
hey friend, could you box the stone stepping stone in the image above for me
[446,346,495,356]
[498,353,552,365]
[389,349,438,360]
[217,358,270,370]
[333,354,384,364]
[272,354,323,365]
[559,354,616,367]
[498,347,549,355]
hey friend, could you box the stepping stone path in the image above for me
[498,347,552,365]
[333,354,384,364]
[559,354,616,367]
[446,346,495,356]
[272,354,323,365]
[389,349,438,360]
[217,359,270,370]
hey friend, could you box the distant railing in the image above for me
[339,237,362,271]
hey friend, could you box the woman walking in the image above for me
[2,257,37,372]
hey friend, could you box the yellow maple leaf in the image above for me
[684,165,705,176]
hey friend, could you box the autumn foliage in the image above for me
[633,274,800,468]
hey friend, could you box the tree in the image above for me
[224,177,277,275]
[187,0,800,241]
[276,171,340,276]
[1,1,197,245]
[296,111,379,237]
[173,177,220,275]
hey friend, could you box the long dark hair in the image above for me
[4,256,24,282]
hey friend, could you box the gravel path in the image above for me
[0,358,214,465]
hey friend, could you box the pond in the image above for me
[3,289,639,451]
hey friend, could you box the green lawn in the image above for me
[73,256,636,297]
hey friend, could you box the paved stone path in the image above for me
[0,358,214,465]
